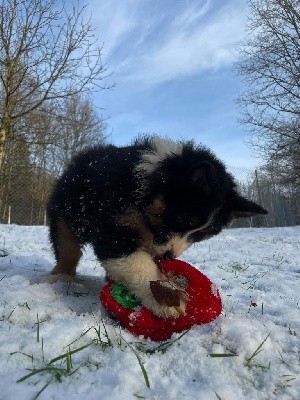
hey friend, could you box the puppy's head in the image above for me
[137,137,267,259]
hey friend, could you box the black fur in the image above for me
[47,136,267,264]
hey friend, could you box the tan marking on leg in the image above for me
[117,211,156,255]
[51,219,82,276]
[144,195,165,226]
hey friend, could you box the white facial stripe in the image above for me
[186,209,218,237]
[135,137,183,177]
[168,221,213,258]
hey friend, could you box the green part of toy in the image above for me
[110,282,142,309]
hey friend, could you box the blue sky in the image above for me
[87,0,261,169]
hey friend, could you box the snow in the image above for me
[0,224,299,400]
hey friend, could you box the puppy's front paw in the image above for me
[153,298,187,318]
[147,277,189,318]
[142,288,187,318]
[145,296,187,318]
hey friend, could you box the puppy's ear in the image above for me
[190,162,217,193]
[231,195,268,218]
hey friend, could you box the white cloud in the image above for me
[123,3,247,85]
[171,0,212,30]
[88,0,248,87]
[87,0,140,60]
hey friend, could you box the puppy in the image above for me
[47,136,267,318]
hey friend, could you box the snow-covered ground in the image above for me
[0,224,299,400]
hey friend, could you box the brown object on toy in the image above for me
[150,273,190,308]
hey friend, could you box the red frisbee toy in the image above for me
[99,259,222,341]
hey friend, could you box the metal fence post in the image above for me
[8,205,11,224]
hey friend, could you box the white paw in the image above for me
[142,292,187,318]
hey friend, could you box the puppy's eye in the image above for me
[154,231,170,245]
[188,230,209,243]
[175,215,198,228]
[190,216,200,226]
[174,215,185,224]
[203,225,221,235]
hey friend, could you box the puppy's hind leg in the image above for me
[48,219,82,281]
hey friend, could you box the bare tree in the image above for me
[236,0,300,185]
[50,94,107,174]
[0,0,108,170]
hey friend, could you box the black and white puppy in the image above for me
[47,136,267,318]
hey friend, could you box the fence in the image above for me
[0,165,54,226]
[0,165,298,227]
[227,166,298,228]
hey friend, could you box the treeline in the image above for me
[2,156,298,226]
[0,0,108,224]
[1,0,299,227]
[232,168,299,228]
[0,94,106,224]
[235,0,300,224]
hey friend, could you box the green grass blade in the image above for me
[101,320,112,347]
[10,351,34,362]
[66,348,72,372]
[133,349,150,389]
[36,313,40,343]
[123,339,150,389]
[17,366,64,383]
[33,378,53,400]
[246,332,271,365]
[208,353,239,358]
[48,342,94,365]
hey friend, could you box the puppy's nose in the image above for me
[162,250,174,260]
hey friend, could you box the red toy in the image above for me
[99,259,222,342]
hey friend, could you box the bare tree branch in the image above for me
[0,0,111,170]
[236,0,300,186]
